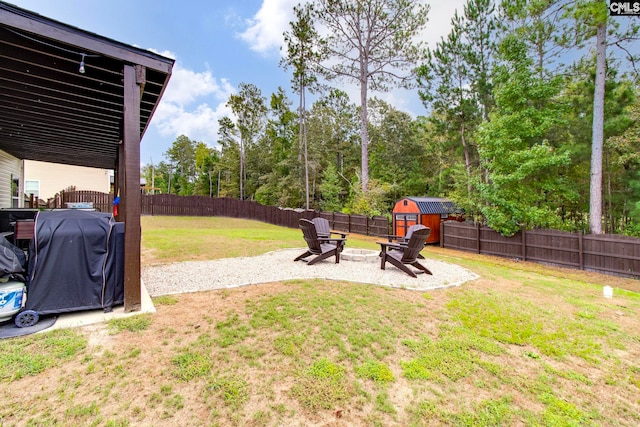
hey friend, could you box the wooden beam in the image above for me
[136,64,147,102]
[122,64,142,312]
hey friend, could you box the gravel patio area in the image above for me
[142,248,478,296]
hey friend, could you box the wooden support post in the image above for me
[122,64,143,312]
[521,229,526,261]
[476,222,481,254]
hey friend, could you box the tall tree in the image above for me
[254,88,300,206]
[567,0,609,234]
[368,97,425,204]
[225,83,267,200]
[564,61,638,233]
[165,135,198,195]
[475,33,572,236]
[465,0,496,122]
[607,100,640,234]
[499,0,569,75]
[419,10,475,187]
[418,0,497,196]
[145,161,171,194]
[282,3,321,209]
[307,0,429,192]
[306,89,360,205]
[318,162,343,212]
[193,143,220,197]
[217,116,241,198]
[565,0,639,233]
[590,16,606,234]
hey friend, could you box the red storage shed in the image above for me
[392,197,461,244]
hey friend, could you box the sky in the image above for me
[7,0,466,167]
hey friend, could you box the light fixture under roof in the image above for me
[79,54,86,74]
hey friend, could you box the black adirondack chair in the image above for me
[311,217,348,248]
[386,224,429,259]
[378,227,432,277]
[295,219,345,265]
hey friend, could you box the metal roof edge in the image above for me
[405,196,451,202]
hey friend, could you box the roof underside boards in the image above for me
[405,197,460,215]
[0,1,174,169]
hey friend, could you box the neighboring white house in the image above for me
[0,149,23,208]
[23,160,111,201]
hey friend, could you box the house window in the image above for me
[395,214,417,221]
[25,180,40,199]
[11,175,19,208]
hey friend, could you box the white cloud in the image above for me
[238,0,297,54]
[421,0,466,49]
[153,101,232,146]
[150,61,236,148]
[162,64,234,106]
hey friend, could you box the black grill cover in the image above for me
[26,210,124,315]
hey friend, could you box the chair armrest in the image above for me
[330,230,349,238]
[377,241,405,252]
[377,241,403,248]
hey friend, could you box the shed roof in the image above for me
[402,197,460,215]
[0,1,174,169]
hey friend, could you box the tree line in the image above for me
[142,0,639,236]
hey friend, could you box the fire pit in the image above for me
[340,248,379,263]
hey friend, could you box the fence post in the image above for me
[521,229,526,261]
[578,230,584,270]
[476,222,481,254]
[440,221,444,248]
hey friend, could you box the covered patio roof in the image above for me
[0,1,173,169]
[0,1,174,311]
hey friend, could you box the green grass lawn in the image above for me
[0,216,639,426]
[140,216,381,264]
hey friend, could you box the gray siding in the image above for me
[0,150,22,208]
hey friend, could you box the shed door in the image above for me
[394,214,418,237]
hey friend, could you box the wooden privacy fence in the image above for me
[48,192,390,237]
[141,194,389,236]
[47,191,640,277]
[441,221,640,278]
[46,190,114,213]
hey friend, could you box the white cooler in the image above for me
[0,281,26,322]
